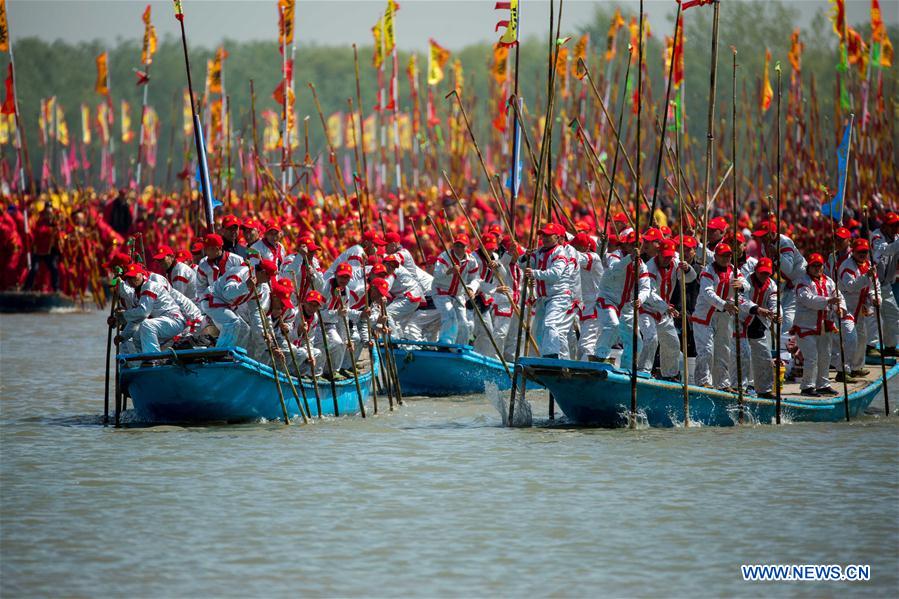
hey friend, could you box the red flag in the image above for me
[2,63,15,115]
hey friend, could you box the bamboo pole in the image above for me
[675,111,690,427]
[774,64,783,424]
[316,308,340,416]
[731,47,745,421]
[700,0,722,263]
[629,0,645,430]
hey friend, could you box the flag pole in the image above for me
[648,1,682,220]
[508,1,522,230]
[774,63,783,424]
[700,0,721,264]
[629,0,644,430]
[730,46,744,420]
[173,0,215,233]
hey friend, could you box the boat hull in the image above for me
[519,357,897,427]
[0,291,78,313]
[389,340,515,396]
[119,347,373,423]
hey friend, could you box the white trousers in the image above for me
[843,316,868,371]
[797,333,832,390]
[594,305,640,370]
[637,313,683,377]
[747,334,774,393]
[694,311,733,389]
[387,296,423,339]
[577,308,602,360]
[532,295,575,357]
[408,308,441,343]
[472,310,498,357]
[435,295,471,345]
[204,304,250,349]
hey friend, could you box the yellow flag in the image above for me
[81,103,91,145]
[182,89,193,136]
[427,38,450,85]
[208,98,222,150]
[556,47,569,97]
[96,102,110,144]
[573,33,589,79]
[372,17,384,68]
[344,112,357,149]
[121,100,134,143]
[262,110,280,152]
[0,111,8,145]
[397,113,412,151]
[452,59,464,96]
[56,103,69,146]
[279,0,295,47]
[141,5,157,65]
[0,0,9,53]
[496,0,519,47]
[383,0,397,55]
[362,114,376,154]
[207,53,223,94]
[605,8,625,61]
[95,52,109,96]
[327,112,343,149]
[142,106,158,147]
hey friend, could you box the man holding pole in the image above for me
[870,212,899,356]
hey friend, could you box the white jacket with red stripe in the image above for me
[388,265,425,303]
[643,256,696,318]
[793,272,843,337]
[691,262,745,325]
[433,250,479,299]
[249,239,287,269]
[838,257,880,322]
[166,260,197,300]
[597,253,650,313]
[760,234,806,286]
[871,228,899,285]
[521,243,574,299]
[122,277,182,324]
[196,251,245,299]
[324,244,367,283]
[737,272,779,335]
[576,250,604,306]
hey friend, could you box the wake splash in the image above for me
[487,382,533,427]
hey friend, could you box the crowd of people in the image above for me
[3,185,897,396]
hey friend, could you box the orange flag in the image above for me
[761,49,773,113]
[95,52,109,96]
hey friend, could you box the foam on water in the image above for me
[486,381,532,427]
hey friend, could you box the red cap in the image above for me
[807,253,825,266]
[660,226,672,238]
[190,241,204,254]
[152,245,175,260]
[708,217,728,231]
[363,230,387,246]
[884,212,899,225]
[572,232,592,248]
[371,277,390,296]
[204,233,224,248]
[852,238,870,252]
[606,233,619,245]
[715,243,733,255]
[304,290,325,305]
[221,214,241,228]
[385,231,402,244]
[176,250,192,263]
[846,218,861,229]
[613,213,629,224]
[123,263,146,278]
[723,231,746,245]
[264,219,281,234]
[835,227,852,240]
[242,217,261,230]
[383,253,402,265]
[482,233,499,251]
[752,223,771,238]
[677,235,697,249]
[539,223,565,236]
[659,239,677,258]
[620,231,637,245]
[453,233,470,246]
[574,220,591,233]
[756,257,774,274]
[270,280,294,309]
[335,262,353,277]
[105,252,132,269]
[370,263,387,276]
[256,259,278,276]
[642,227,663,242]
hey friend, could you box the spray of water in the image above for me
[486,382,533,427]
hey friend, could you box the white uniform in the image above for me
[471,252,499,357]
[491,249,522,360]
[281,253,325,297]
[249,238,287,269]
[692,262,745,389]
[324,244,367,284]
[196,251,244,301]
[594,252,650,369]
[760,235,806,342]
[793,272,844,390]
[387,265,426,340]
[395,247,434,295]
[522,243,577,358]
[737,273,779,394]
[639,256,696,377]
[321,277,361,374]
[870,228,899,349]
[432,250,479,345]
[149,272,204,336]
[165,260,198,300]
[120,277,185,354]
[200,266,267,353]
[838,257,880,371]
[575,249,604,360]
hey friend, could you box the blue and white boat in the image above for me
[518,356,897,427]
[118,346,376,423]
[389,339,522,396]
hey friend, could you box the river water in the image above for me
[1,311,897,597]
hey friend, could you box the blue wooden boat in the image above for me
[518,356,897,427]
[389,339,523,396]
[0,291,79,313]
[118,346,376,423]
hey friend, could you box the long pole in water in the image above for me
[629,0,644,430]
[249,268,291,425]
[103,289,119,425]
[173,1,214,233]
[316,308,340,417]
[774,63,783,424]
[675,114,690,427]
[731,47,745,421]
[352,176,379,415]
[700,0,722,264]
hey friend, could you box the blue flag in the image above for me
[506,97,523,198]
[821,119,852,221]
[194,114,221,222]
